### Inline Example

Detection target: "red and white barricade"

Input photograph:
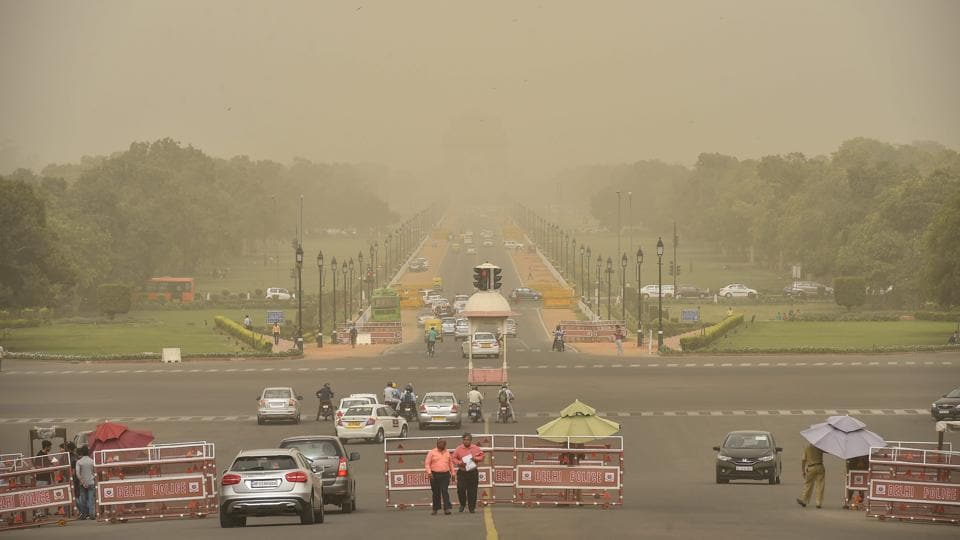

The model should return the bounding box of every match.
[0,452,77,531]
[866,445,960,525]
[95,441,218,523]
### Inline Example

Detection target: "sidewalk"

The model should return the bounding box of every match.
[569,327,703,357]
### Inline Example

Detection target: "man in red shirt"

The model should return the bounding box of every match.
[452,433,485,513]
[424,438,455,515]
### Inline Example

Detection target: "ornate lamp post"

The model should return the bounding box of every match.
[620,252,628,322]
[317,251,324,348]
[657,237,665,351]
[385,234,391,278]
[357,251,364,309]
[348,258,355,320]
[585,246,592,306]
[572,238,577,285]
[373,241,379,288]
[595,255,602,318]
[369,243,375,290]
[605,256,613,320]
[295,245,304,343]
[636,247,644,347]
[330,256,338,343]
[341,260,348,322]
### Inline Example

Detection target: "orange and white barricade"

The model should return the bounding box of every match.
[0,452,77,531]
[866,445,960,525]
[94,441,217,523]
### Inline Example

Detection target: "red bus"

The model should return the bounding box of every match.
[144,277,195,303]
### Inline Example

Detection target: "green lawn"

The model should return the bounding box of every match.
[1,310,255,355]
[709,321,958,350]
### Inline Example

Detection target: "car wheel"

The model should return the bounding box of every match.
[220,512,237,528]
[768,473,777,485]
[295,414,301,424]
[400,425,408,438]
[257,416,264,425]
[374,428,385,444]
[340,498,353,514]
[725,293,733,298]
[300,497,316,524]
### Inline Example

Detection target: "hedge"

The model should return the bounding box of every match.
[3,350,301,361]
[915,311,960,322]
[0,318,46,329]
[214,315,274,352]
[679,314,744,351]
[693,344,960,355]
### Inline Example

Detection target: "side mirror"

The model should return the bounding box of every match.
[311,463,323,473]
[775,447,783,452]
[297,395,304,401]
[712,446,720,452]
[255,396,260,401]
[349,452,360,462]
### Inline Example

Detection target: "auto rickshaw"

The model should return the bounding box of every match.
[432,276,443,291]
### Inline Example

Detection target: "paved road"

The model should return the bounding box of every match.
[2,222,959,539]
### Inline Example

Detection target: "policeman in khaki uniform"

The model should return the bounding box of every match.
[797,443,825,508]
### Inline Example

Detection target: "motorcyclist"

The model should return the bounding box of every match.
[553,325,565,352]
[401,383,417,404]
[467,386,484,421]
[426,327,439,356]
[315,383,334,421]
[497,383,515,422]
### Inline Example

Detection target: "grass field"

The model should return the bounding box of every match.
[709,321,958,350]
[1,310,254,355]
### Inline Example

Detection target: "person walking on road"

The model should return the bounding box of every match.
[75,446,96,520]
[797,442,825,508]
[272,322,281,345]
[349,324,358,348]
[453,433,485,513]
[614,325,625,355]
[243,314,252,330]
[425,438,455,515]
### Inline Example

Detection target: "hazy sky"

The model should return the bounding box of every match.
[1,0,958,177]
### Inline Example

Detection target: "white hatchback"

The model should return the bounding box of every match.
[461,331,501,358]
[336,404,408,444]
[265,287,295,300]
[718,284,758,298]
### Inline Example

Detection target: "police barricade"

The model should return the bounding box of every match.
[0,452,76,531]
[541,287,576,310]
[865,445,960,525]
[384,435,623,509]
[559,321,623,343]
[336,322,402,344]
[94,442,217,523]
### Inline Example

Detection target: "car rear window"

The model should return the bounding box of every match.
[232,455,298,471]
[280,440,343,459]
[474,333,494,340]
[424,395,454,405]
[345,406,373,416]
[263,389,291,399]
[341,399,369,409]
[724,434,771,449]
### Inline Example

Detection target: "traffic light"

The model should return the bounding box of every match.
[493,267,503,290]
[668,261,675,277]
[473,267,490,290]
[675,263,682,277]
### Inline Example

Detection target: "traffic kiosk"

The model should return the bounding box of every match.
[460,266,513,388]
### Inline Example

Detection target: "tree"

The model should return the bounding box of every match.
[833,277,867,310]
[96,283,132,319]
[922,190,960,308]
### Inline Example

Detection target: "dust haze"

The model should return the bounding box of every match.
[1,0,959,187]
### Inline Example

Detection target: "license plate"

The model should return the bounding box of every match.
[735,466,752,472]
[251,480,280,488]
[347,421,362,428]
[432,416,446,421]
[481,344,491,348]
[270,402,284,408]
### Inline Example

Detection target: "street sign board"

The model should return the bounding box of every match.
[869,479,960,505]
[681,309,699,322]
[266,311,284,324]
[98,475,206,505]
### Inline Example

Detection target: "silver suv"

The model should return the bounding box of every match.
[220,448,324,527]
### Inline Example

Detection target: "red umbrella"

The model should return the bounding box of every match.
[90,422,127,443]
[88,422,154,452]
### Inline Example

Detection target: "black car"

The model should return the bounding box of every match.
[675,284,708,299]
[931,387,960,420]
[509,287,542,301]
[279,436,360,513]
[713,430,782,484]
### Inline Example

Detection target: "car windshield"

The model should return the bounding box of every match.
[341,399,368,409]
[424,395,454,405]
[263,389,291,399]
[345,406,373,416]
[724,434,771,449]
[474,333,495,341]
[947,388,960,398]
[232,455,298,471]
[280,440,342,459]
[442,318,455,324]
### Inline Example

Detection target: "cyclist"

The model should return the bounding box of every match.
[426,326,439,356]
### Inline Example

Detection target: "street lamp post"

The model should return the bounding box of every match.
[616,190,622,300]
[636,247,644,347]
[348,258,355,320]
[317,251,324,348]
[578,244,584,299]
[605,257,613,321]
[572,238,577,285]
[657,237,665,351]
[330,256,338,343]
[341,260,348,322]
[295,245,304,344]
[595,255,601,317]
[357,251,364,309]
[620,253,627,322]
[374,242,379,288]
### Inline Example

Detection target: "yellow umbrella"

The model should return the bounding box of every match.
[536,400,621,443]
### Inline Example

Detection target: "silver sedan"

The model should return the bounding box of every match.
[417,392,462,429]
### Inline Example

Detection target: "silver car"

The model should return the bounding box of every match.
[505,318,518,337]
[454,318,470,341]
[417,392,462,429]
[257,387,303,424]
[219,448,324,527]
[279,436,360,513]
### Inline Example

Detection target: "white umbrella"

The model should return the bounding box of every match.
[800,415,885,459]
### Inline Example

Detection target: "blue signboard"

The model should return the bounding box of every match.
[266,311,285,324]
[681,309,700,322]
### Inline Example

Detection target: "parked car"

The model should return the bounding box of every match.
[461,332,500,358]
[219,448,324,527]
[713,430,782,484]
[675,284,708,299]
[639,284,674,299]
[257,387,303,425]
[278,436,360,513]
[783,281,834,297]
[335,403,408,444]
[334,395,378,422]
[466,247,477,255]
[509,287,542,301]
[454,318,470,341]
[417,392,462,429]
[504,240,523,250]
[265,287,295,301]
[718,284,758,298]
[441,317,457,335]
[931,386,960,421]
[504,318,518,337]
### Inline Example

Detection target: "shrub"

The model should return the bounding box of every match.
[0,318,43,329]
[834,277,866,310]
[97,283,132,319]
[915,311,960,322]
[213,315,273,352]
[679,314,744,351]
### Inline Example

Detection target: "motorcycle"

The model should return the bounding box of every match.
[316,399,333,421]
[468,402,482,423]
[398,400,417,422]
[497,402,513,424]
[552,336,565,352]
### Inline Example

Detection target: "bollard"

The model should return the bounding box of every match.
[296,337,304,352]
[316,332,323,348]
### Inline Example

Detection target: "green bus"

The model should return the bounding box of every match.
[370,288,401,322]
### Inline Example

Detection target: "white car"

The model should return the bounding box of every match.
[265,287,295,300]
[336,403,408,444]
[454,318,470,341]
[335,395,378,422]
[481,239,493,247]
[718,284,758,298]
[639,284,674,299]
[461,332,500,359]
[503,240,522,249]
[257,387,304,425]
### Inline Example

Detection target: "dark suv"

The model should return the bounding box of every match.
[675,284,708,299]
[713,430,782,484]
[279,436,360,513]
[931,387,960,421]
[509,287,542,301]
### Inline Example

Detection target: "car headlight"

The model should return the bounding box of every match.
[932,403,939,408]
[716,454,732,461]
[758,455,776,462]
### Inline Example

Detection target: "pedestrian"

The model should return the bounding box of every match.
[35,440,53,486]
[243,314,252,330]
[948,331,959,345]
[75,445,96,520]
[775,312,782,321]
[614,325,624,356]
[797,442,825,509]
[452,433,484,513]
[424,438,455,515]
[64,442,81,513]
[272,322,281,345]
[349,324,358,348]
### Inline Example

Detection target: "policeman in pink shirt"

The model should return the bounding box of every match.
[424,438,455,515]
[452,433,485,513]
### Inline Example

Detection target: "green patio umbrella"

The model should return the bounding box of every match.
[536,400,621,443]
